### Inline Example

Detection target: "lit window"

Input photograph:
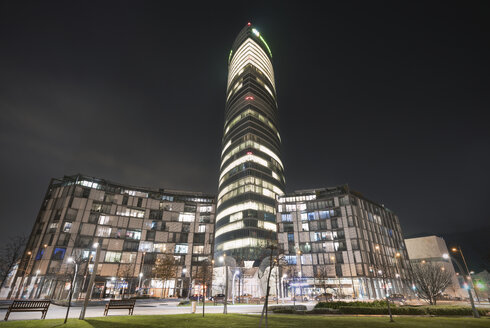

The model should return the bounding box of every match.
[198,224,206,233]
[192,245,204,254]
[285,255,297,265]
[154,243,166,253]
[63,222,72,232]
[98,215,112,225]
[281,214,292,222]
[199,206,212,213]
[105,251,122,263]
[179,213,195,222]
[126,230,141,240]
[96,226,111,237]
[175,244,188,254]
[139,241,154,252]
[302,223,309,231]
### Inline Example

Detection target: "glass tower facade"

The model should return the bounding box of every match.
[215,23,285,261]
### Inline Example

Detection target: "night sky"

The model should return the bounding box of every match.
[1,2,489,265]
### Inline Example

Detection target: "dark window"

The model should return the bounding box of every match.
[52,248,66,260]
[122,195,128,205]
[137,198,143,207]
[193,233,205,244]
[150,210,163,220]
[76,236,93,248]
[123,240,139,251]
[88,213,99,223]
[146,231,155,241]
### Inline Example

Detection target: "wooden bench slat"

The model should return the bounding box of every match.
[4,300,50,321]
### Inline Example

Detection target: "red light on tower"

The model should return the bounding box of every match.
[247,22,251,26]
[245,96,254,100]
[247,151,253,155]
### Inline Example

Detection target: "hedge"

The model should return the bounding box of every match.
[269,305,307,313]
[315,300,388,309]
[337,306,488,316]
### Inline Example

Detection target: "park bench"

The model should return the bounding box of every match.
[103,299,136,316]
[4,300,51,321]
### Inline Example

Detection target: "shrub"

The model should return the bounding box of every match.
[425,306,488,316]
[309,308,340,314]
[269,305,307,313]
[315,300,388,309]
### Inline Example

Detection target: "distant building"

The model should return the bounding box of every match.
[405,235,466,298]
[276,186,412,300]
[8,174,215,300]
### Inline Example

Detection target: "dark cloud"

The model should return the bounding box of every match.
[0,1,489,247]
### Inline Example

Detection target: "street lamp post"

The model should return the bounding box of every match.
[79,241,101,320]
[15,250,32,299]
[181,267,187,298]
[297,250,303,300]
[281,274,287,304]
[443,253,479,318]
[65,257,79,324]
[138,272,143,295]
[451,247,480,302]
[28,269,41,299]
[219,255,228,314]
[375,244,394,322]
[232,270,239,304]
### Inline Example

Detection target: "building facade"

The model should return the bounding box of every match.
[216,23,286,261]
[9,174,215,300]
[276,186,412,300]
[405,235,466,299]
[5,24,416,302]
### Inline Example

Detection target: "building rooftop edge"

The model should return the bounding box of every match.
[54,173,216,199]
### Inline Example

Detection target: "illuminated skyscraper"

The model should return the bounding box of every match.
[215,23,285,261]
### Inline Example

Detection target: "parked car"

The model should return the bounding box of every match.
[213,294,226,304]
[190,294,203,301]
[388,293,406,304]
[315,293,333,302]
[292,296,309,301]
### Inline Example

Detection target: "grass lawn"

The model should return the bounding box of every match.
[0,314,488,328]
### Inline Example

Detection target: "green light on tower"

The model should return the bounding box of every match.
[228,50,233,63]
[250,28,273,58]
[259,35,272,58]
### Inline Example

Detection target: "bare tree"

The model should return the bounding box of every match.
[412,262,452,305]
[258,243,286,328]
[315,265,330,294]
[193,259,213,317]
[0,236,27,290]
[117,263,135,298]
[152,254,176,298]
